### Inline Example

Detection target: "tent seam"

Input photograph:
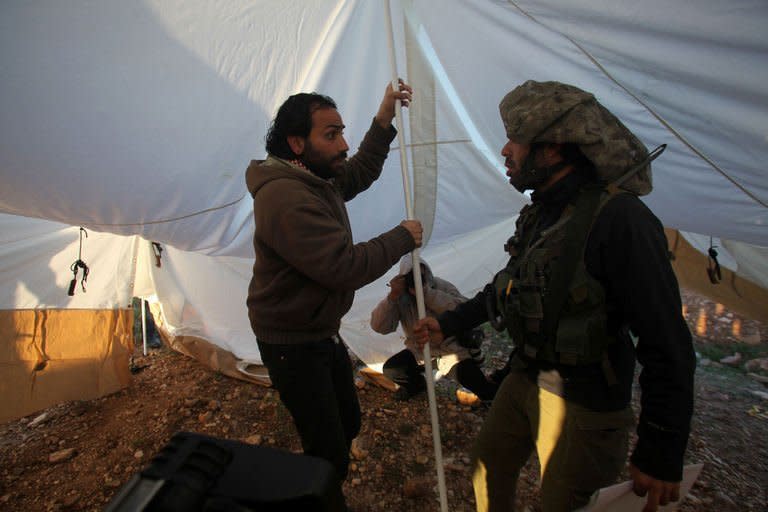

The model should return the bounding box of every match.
[84,194,246,227]
[391,138,471,151]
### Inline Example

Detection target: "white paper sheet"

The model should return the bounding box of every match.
[577,463,704,512]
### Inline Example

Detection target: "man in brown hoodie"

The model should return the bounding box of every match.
[245,80,422,492]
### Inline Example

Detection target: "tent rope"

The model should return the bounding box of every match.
[83,194,246,227]
[506,1,767,210]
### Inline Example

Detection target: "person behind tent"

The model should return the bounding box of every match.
[245,80,423,495]
[370,256,499,403]
[413,81,695,512]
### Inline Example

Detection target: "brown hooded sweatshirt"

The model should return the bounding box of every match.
[246,120,415,344]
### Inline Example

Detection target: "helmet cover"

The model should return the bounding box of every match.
[499,80,652,195]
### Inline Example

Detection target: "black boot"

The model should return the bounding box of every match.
[455,359,498,402]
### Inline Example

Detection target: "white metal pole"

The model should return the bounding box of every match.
[141,298,148,356]
[383,2,448,510]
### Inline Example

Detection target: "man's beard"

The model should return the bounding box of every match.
[507,150,558,193]
[301,145,348,180]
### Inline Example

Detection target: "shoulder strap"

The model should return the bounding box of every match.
[542,185,605,337]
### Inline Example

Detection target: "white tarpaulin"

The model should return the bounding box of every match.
[1,1,766,401]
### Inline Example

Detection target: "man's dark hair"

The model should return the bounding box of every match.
[265,93,337,159]
[403,263,427,290]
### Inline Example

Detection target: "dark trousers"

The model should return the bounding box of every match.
[383,349,426,394]
[383,349,499,401]
[455,359,499,401]
[257,337,361,482]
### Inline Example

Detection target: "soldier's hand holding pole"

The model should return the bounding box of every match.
[413,317,445,349]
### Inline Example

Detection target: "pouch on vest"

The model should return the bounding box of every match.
[491,267,515,332]
[517,256,545,335]
[554,271,611,364]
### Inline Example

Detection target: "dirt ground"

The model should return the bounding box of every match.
[1,290,766,511]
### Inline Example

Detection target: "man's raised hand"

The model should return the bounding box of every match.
[375,79,413,128]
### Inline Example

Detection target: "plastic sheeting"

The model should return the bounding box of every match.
[1,1,767,411]
[2,0,765,245]
[0,215,139,310]
[669,230,768,324]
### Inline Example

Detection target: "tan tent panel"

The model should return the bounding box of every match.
[667,229,768,324]
[167,334,269,387]
[169,336,395,392]
[143,300,267,388]
[0,309,133,423]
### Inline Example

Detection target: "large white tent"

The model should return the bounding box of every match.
[1,0,766,421]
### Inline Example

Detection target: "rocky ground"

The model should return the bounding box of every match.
[1,289,766,511]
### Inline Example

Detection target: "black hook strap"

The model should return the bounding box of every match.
[707,237,721,285]
[151,242,163,268]
[68,228,90,296]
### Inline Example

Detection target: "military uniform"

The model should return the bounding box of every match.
[435,82,695,511]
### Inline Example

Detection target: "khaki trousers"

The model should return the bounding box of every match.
[471,371,633,511]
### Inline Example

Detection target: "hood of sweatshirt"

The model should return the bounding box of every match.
[245,156,330,198]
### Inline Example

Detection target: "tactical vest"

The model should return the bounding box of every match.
[491,185,623,366]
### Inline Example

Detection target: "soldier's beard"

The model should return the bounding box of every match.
[508,151,552,193]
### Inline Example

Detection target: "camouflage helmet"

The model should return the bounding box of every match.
[499,80,652,195]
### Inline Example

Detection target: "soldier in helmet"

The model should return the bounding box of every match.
[413,81,694,511]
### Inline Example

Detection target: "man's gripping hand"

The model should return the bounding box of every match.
[400,220,423,247]
[630,464,681,512]
[412,317,444,349]
[375,79,413,128]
